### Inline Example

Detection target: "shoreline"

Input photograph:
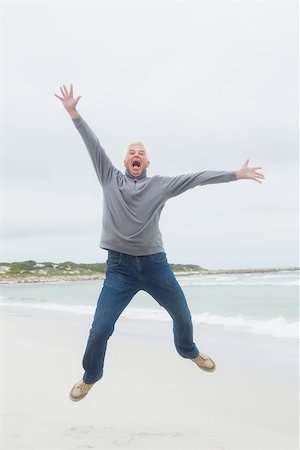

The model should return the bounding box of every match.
[0,266,299,285]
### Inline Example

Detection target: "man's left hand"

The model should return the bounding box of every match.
[236,159,265,183]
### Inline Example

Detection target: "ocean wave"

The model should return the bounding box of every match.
[122,309,298,339]
[0,299,95,315]
[176,272,300,287]
[178,279,299,287]
[0,300,298,340]
[192,312,299,339]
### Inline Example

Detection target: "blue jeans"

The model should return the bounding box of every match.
[82,250,199,384]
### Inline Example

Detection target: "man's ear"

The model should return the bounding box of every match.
[146,160,150,168]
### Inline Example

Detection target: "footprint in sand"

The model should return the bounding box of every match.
[63,426,95,439]
[113,431,182,446]
[133,431,182,438]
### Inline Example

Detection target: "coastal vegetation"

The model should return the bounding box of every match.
[0,260,203,283]
[0,260,298,284]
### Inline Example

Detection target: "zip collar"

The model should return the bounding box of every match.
[125,169,147,181]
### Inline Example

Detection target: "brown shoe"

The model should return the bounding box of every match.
[69,379,94,402]
[192,353,216,372]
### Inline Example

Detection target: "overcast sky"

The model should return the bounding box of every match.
[0,1,298,269]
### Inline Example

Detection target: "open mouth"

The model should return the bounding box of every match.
[132,160,141,168]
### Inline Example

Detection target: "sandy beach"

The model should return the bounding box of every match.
[0,306,298,450]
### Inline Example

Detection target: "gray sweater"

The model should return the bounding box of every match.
[73,116,237,256]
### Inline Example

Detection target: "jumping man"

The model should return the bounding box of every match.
[55,84,265,402]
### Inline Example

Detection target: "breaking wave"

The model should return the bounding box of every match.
[0,299,298,340]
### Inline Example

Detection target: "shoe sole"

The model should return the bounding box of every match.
[197,364,216,372]
[69,392,88,402]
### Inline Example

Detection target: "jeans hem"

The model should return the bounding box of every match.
[177,349,199,359]
[83,374,103,385]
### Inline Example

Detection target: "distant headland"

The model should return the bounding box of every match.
[0,260,298,284]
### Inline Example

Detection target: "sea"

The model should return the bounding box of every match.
[0,271,299,340]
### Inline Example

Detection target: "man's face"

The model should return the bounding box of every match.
[124,143,150,178]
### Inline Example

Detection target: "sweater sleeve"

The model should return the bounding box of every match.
[72,116,117,185]
[160,170,237,199]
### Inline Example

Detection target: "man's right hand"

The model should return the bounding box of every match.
[55,84,81,119]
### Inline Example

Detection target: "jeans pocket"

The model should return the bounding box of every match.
[106,250,122,267]
[149,252,167,263]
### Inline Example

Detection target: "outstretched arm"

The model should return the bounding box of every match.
[235,159,265,184]
[55,83,81,119]
[160,160,264,200]
[55,83,118,185]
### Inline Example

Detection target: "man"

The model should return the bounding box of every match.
[55,84,264,402]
